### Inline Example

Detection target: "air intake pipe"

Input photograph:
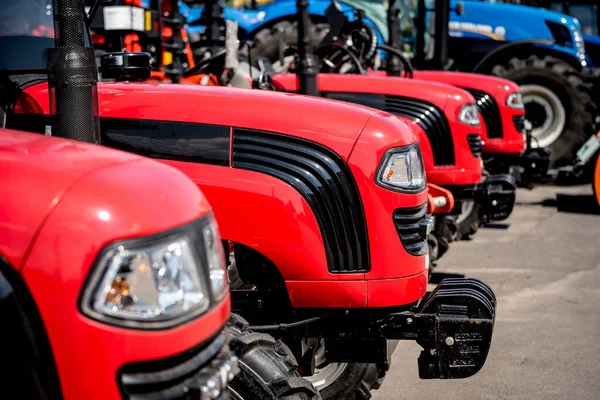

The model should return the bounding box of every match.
[47,0,100,144]
[295,0,320,96]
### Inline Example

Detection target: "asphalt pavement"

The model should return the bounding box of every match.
[373,184,600,400]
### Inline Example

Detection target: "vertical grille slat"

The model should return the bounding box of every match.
[463,88,503,139]
[512,115,526,133]
[322,92,455,166]
[393,204,430,256]
[467,134,483,158]
[232,129,370,273]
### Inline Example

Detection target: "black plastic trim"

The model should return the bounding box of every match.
[512,115,526,133]
[231,128,370,273]
[467,134,484,158]
[100,118,230,166]
[79,214,224,331]
[6,115,232,168]
[392,204,429,256]
[463,88,503,139]
[321,91,455,166]
[118,331,231,399]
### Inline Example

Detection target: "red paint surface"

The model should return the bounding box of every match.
[0,128,228,399]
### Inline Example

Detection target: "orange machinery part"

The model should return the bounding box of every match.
[426,183,455,215]
[594,151,600,206]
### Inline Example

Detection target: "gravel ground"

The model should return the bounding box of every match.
[373,184,600,400]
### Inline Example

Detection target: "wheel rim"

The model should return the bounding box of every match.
[520,84,566,148]
[305,340,349,391]
[456,200,475,225]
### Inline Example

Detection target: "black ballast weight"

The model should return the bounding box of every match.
[278,278,497,380]
[479,173,517,222]
[376,278,496,379]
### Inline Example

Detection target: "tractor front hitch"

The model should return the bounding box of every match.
[282,278,497,380]
[374,277,496,379]
[477,173,517,222]
[485,148,552,189]
[450,174,516,222]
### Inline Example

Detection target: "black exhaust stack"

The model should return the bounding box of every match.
[47,0,100,144]
[385,0,402,77]
[295,0,320,96]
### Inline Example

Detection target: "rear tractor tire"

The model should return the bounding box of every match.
[227,314,321,400]
[491,55,596,167]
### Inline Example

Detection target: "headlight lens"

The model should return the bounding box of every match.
[376,144,426,192]
[506,92,524,109]
[202,216,228,301]
[458,104,480,126]
[81,216,226,329]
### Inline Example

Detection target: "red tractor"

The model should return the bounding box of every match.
[6,1,498,398]
[0,1,325,398]
[17,73,497,400]
[87,0,515,249]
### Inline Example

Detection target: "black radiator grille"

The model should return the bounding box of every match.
[467,134,484,158]
[463,88,503,139]
[512,115,526,133]
[232,128,370,273]
[119,333,234,399]
[322,92,455,166]
[392,204,429,256]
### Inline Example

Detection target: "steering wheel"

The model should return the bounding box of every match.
[313,15,379,75]
[375,44,415,78]
[183,48,227,77]
[316,42,366,74]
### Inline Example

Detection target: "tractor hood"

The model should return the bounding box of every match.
[410,70,520,101]
[24,81,407,161]
[0,128,137,269]
[271,73,475,112]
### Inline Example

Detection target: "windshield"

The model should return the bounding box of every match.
[549,2,599,35]
[0,0,55,73]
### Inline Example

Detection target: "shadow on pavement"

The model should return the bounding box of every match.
[429,272,466,284]
[541,194,600,215]
[483,223,510,230]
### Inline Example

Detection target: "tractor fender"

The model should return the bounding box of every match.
[161,162,334,283]
[472,39,584,74]
[0,258,62,399]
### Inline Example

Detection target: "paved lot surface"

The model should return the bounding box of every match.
[373,184,600,400]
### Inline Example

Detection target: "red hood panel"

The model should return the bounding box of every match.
[272,73,475,109]
[411,71,520,98]
[24,82,384,161]
[0,129,140,269]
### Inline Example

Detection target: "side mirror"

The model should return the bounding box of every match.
[456,2,465,16]
[100,52,151,82]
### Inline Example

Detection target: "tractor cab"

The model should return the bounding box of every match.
[0,0,55,73]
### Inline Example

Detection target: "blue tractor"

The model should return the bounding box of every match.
[183,0,598,166]
[494,1,599,66]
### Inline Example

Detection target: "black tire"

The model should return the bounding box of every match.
[428,233,439,262]
[581,67,600,125]
[432,215,454,260]
[315,363,384,400]
[454,200,481,240]
[490,55,597,167]
[227,314,321,400]
[249,20,329,67]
